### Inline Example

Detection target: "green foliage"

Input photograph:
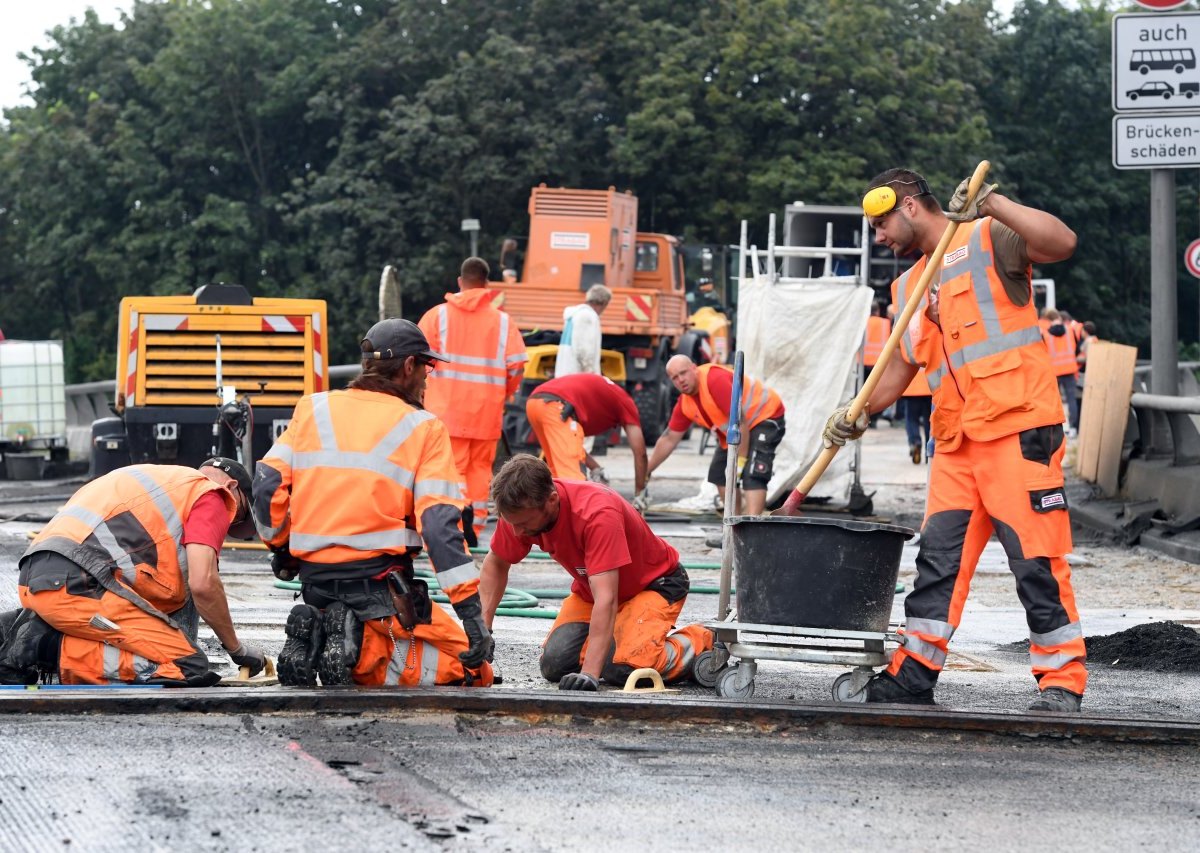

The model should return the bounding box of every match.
[0,0,1175,377]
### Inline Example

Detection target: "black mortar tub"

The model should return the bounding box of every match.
[727,515,916,632]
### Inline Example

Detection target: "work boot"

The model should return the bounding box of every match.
[0,610,61,685]
[864,671,936,706]
[278,604,324,687]
[1028,686,1082,713]
[909,444,922,465]
[318,602,362,687]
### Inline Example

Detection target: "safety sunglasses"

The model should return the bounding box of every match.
[862,179,932,219]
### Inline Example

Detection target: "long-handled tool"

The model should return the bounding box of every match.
[775,160,991,516]
[716,351,744,626]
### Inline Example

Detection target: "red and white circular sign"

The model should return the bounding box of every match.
[1134,1,1189,10]
[1186,238,1200,279]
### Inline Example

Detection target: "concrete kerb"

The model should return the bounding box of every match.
[2,687,1199,745]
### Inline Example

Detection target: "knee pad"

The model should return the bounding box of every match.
[539,622,589,682]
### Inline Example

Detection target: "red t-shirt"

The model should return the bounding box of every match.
[668,367,784,433]
[181,491,233,553]
[535,373,641,435]
[489,479,679,603]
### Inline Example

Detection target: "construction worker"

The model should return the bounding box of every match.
[255,319,493,688]
[820,167,1084,712]
[861,301,892,427]
[419,256,527,538]
[555,284,612,377]
[0,458,264,686]
[1041,308,1080,435]
[478,455,712,689]
[525,372,649,494]
[646,355,785,516]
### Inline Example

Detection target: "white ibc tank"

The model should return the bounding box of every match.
[0,340,67,444]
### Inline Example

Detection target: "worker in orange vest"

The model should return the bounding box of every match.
[419,257,527,539]
[255,319,494,688]
[646,355,785,516]
[1041,308,1080,435]
[862,302,892,426]
[821,167,1085,712]
[1,459,265,685]
[479,455,713,690]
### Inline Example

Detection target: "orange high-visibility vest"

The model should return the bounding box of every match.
[254,388,479,604]
[25,466,235,614]
[678,364,783,449]
[862,315,891,367]
[891,218,1063,452]
[1042,328,1079,378]
[419,288,527,440]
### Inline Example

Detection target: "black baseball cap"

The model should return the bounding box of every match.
[199,457,258,541]
[362,318,449,363]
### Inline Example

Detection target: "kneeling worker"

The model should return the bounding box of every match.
[0,458,265,685]
[479,455,712,690]
[525,372,648,495]
[255,318,493,687]
[646,355,785,515]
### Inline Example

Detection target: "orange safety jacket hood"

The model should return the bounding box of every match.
[23,466,236,625]
[419,288,527,440]
[891,218,1063,452]
[678,363,782,449]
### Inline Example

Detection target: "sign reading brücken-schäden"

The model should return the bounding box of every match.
[1113,113,1200,169]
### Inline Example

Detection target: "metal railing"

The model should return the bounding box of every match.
[1128,391,1200,467]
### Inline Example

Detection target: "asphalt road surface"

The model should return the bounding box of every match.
[3,709,1200,852]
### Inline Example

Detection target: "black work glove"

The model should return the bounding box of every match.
[226,642,266,677]
[453,596,494,669]
[558,671,599,691]
[270,549,299,582]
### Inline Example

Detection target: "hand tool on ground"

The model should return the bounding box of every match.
[226,656,278,686]
[620,667,678,694]
[773,160,991,517]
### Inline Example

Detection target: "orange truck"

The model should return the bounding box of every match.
[491,186,713,443]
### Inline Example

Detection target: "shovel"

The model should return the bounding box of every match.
[774,160,992,516]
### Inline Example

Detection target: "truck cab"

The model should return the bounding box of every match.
[490,186,702,443]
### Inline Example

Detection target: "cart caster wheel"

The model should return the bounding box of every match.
[691,650,723,689]
[715,665,755,700]
[832,672,868,703]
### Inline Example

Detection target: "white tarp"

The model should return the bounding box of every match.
[736,274,873,505]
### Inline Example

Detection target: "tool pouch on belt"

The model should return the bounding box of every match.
[645,564,690,605]
[532,392,575,421]
[386,570,433,632]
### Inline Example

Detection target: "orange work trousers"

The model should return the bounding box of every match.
[353,601,493,687]
[526,397,586,480]
[886,426,1087,695]
[451,436,499,537]
[19,584,215,685]
[540,590,713,685]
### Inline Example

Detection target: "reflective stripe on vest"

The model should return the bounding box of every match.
[438,305,512,371]
[891,219,1061,445]
[28,466,232,615]
[285,402,451,556]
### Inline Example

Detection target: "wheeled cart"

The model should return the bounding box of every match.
[694,620,899,701]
